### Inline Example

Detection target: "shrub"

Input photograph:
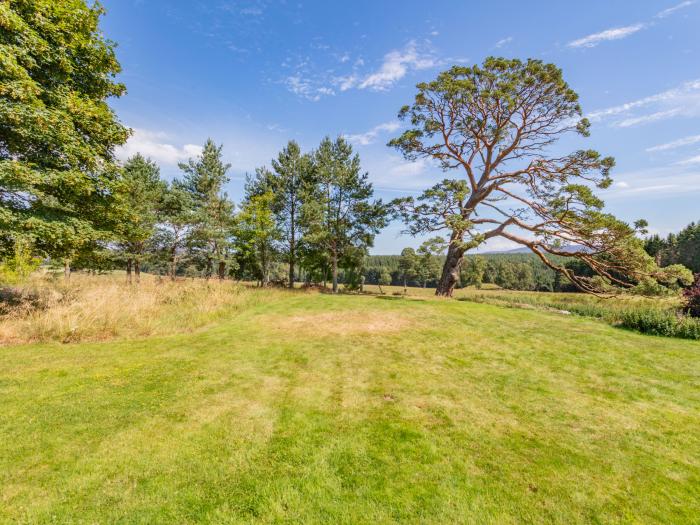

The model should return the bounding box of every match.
[0,239,41,285]
[618,307,700,340]
[682,274,700,318]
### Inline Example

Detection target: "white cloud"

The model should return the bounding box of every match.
[346,121,400,146]
[646,134,700,152]
[614,108,683,127]
[358,40,437,91]
[568,23,646,48]
[605,166,700,199]
[656,0,695,18]
[677,154,700,165]
[588,78,700,127]
[116,129,202,165]
[389,159,428,177]
[284,75,335,101]
[494,36,513,48]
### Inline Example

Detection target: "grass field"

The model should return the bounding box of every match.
[1,282,699,523]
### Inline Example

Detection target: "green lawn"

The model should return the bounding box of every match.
[1,291,699,524]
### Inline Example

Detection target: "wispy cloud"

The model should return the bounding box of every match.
[588,78,700,127]
[656,0,695,18]
[647,134,700,152]
[282,39,439,100]
[615,108,682,127]
[357,40,438,91]
[568,23,646,48]
[284,75,336,101]
[568,1,695,49]
[494,36,513,48]
[677,154,700,165]
[605,166,700,198]
[116,129,202,165]
[346,121,400,146]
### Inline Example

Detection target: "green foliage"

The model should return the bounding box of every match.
[179,139,235,278]
[377,267,391,293]
[113,154,167,273]
[398,247,418,288]
[303,136,388,292]
[0,238,41,284]
[0,0,129,258]
[387,57,668,296]
[645,221,700,273]
[234,191,281,285]
[618,308,700,340]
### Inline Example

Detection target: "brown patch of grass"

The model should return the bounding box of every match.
[267,310,413,336]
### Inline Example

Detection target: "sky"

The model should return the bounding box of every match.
[102,0,700,254]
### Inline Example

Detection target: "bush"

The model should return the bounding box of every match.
[618,307,700,340]
[682,274,700,318]
[0,239,41,285]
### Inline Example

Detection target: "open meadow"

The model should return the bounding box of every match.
[1,275,698,523]
[4,1,700,522]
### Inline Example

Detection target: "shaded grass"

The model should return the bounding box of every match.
[1,290,699,523]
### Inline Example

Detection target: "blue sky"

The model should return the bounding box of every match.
[103,0,700,253]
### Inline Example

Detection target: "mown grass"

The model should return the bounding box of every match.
[1,285,699,523]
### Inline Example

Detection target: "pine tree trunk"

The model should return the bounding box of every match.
[289,214,296,288]
[170,255,177,281]
[331,249,339,293]
[403,276,407,293]
[436,243,465,297]
[218,261,226,280]
[134,259,140,284]
[126,258,132,284]
[64,259,71,281]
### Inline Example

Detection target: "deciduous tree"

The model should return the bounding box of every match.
[0,0,130,268]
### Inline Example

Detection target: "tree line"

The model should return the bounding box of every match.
[644,222,700,274]
[366,252,597,293]
[75,137,387,290]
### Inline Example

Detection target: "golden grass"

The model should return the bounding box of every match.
[0,272,256,345]
[265,310,414,336]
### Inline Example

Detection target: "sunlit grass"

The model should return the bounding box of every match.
[1,285,698,523]
[0,272,271,345]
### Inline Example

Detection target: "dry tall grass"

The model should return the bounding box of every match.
[0,272,256,345]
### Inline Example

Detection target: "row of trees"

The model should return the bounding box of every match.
[76,137,387,291]
[367,252,586,292]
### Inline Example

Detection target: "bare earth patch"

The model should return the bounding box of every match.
[268,310,414,335]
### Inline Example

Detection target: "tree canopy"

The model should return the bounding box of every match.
[389,57,682,296]
[0,0,130,260]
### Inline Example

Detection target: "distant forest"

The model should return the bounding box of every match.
[363,220,700,292]
[364,253,573,292]
[644,221,700,275]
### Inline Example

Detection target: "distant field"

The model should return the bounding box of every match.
[1,281,699,523]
